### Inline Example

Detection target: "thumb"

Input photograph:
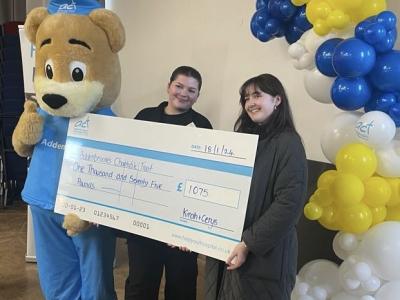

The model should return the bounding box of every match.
[226,252,235,265]
[24,100,38,113]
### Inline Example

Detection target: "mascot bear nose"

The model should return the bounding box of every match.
[42,94,68,109]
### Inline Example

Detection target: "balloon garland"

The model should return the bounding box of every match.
[250,1,400,299]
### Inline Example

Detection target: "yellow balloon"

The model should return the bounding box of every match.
[314,19,331,36]
[326,10,350,29]
[306,0,331,24]
[331,173,364,207]
[304,202,323,220]
[291,0,310,6]
[386,204,400,221]
[331,0,363,11]
[363,176,392,207]
[318,205,340,230]
[370,206,387,225]
[312,187,334,207]
[352,0,387,23]
[340,203,372,233]
[335,143,377,180]
[317,170,337,188]
[385,178,400,207]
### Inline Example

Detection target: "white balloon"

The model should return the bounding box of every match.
[289,43,306,58]
[338,258,373,296]
[296,282,310,295]
[333,232,350,260]
[361,296,376,300]
[331,292,360,300]
[298,260,341,297]
[357,222,400,281]
[310,286,328,300]
[292,59,304,70]
[303,27,353,58]
[361,276,381,292]
[299,53,314,70]
[339,233,359,252]
[345,276,361,290]
[298,295,314,300]
[304,68,335,104]
[375,281,400,300]
[304,30,332,57]
[333,232,359,260]
[354,262,372,281]
[320,112,361,163]
[355,111,396,148]
[375,139,400,177]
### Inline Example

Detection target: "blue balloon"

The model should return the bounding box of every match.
[256,0,269,10]
[332,38,376,78]
[377,11,397,30]
[285,24,303,44]
[279,0,297,20]
[250,14,262,38]
[331,77,371,110]
[364,23,387,44]
[257,29,273,42]
[365,92,397,113]
[268,0,282,18]
[389,103,400,127]
[355,19,373,40]
[369,50,400,92]
[375,28,397,53]
[254,8,269,28]
[364,99,377,112]
[292,5,312,32]
[268,0,295,21]
[276,24,286,38]
[376,93,398,112]
[316,38,343,77]
[265,18,282,35]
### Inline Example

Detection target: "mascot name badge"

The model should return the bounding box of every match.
[55,114,258,261]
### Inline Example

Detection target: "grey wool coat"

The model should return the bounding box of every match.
[205,130,308,300]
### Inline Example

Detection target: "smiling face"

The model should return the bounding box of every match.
[243,84,281,125]
[165,75,200,115]
[30,11,122,117]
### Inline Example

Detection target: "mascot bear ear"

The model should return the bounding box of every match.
[89,8,126,53]
[24,7,49,45]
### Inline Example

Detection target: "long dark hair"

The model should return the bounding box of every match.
[234,73,297,139]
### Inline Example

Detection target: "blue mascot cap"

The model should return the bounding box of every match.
[48,0,103,15]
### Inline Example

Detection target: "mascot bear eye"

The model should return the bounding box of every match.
[45,59,54,79]
[69,61,87,82]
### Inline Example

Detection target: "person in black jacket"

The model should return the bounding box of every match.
[205,73,308,300]
[125,66,212,300]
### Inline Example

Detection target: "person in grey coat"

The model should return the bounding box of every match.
[205,73,308,300]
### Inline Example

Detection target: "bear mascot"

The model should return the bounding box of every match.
[12,0,125,299]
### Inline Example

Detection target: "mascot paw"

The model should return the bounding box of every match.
[62,213,91,236]
[14,100,44,145]
[19,101,44,144]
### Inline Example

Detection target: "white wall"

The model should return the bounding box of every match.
[107,0,400,162]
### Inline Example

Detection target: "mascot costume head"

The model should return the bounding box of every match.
[12,1,125,298]
[13,0,125,154]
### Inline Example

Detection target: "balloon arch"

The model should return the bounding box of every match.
[250,1,400,299]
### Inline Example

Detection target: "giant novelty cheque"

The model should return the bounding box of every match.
[55,114,258,260]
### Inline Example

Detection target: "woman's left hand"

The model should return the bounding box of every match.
[226,241,249,270]
[167,243,191,252]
